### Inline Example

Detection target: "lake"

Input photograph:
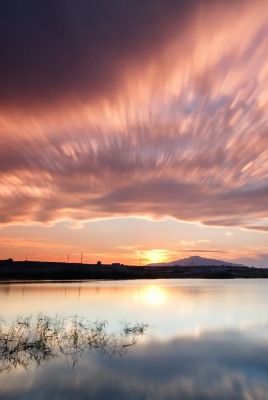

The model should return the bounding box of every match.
[0,279,268,399]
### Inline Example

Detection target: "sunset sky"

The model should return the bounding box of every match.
[0,0,268,266]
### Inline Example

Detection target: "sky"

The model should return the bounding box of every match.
[0,0,268,267]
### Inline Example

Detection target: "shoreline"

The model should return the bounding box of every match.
[0,260,268,281]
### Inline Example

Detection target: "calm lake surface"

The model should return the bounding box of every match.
[0,279,268,399]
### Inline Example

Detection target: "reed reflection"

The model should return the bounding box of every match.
[0,314,148,373]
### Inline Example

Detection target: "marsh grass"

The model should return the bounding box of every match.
[0,314,148,372]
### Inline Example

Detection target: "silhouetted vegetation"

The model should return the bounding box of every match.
[0,260,267,281]
[0,315,148,373]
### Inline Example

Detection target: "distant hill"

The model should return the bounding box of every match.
[147,255,246,267]
[1,259,267,280]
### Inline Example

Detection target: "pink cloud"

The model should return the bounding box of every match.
[0,0,268,235]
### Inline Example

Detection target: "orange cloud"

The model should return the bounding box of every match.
[0,0,268,235]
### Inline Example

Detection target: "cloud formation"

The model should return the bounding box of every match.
[0,0,213,108]
[1,0,268,232]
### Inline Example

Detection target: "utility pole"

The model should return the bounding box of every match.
[81,253,83,264]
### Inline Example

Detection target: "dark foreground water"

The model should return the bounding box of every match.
[0,279,268,399]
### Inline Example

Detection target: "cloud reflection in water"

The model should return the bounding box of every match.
[0,316,268,399]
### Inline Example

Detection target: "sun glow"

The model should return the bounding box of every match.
[140,286,166,306]
[142,249,169,265]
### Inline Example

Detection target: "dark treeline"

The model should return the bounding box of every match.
[0,260,268,281]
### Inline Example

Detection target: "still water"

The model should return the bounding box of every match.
[0,279,268,399]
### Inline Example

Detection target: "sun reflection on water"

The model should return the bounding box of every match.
[139,285,166,306]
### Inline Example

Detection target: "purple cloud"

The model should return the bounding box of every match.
[0,0,268,234]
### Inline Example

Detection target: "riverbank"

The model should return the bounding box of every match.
[0,260,268,281]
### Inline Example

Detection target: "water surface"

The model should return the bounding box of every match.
[1,279,268,399]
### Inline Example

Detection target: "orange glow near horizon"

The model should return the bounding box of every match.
[1,1,268,267]
[0,218,267,268]
[139,249,170,265]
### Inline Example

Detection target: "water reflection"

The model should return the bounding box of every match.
[138,285,167,306]
[0,315,148,373]
[1,325,268,399]
[2,280,267,338]
[1,280,268,399]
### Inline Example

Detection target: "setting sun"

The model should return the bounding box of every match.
[142,249,169,265]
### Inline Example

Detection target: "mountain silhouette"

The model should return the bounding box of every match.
[147,255,246,267]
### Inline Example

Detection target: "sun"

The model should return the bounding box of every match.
[142,249,169,265]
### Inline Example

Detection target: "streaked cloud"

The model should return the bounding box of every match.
[0,0,268,240]
[225,231,234,237]
[184,249,224,254]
